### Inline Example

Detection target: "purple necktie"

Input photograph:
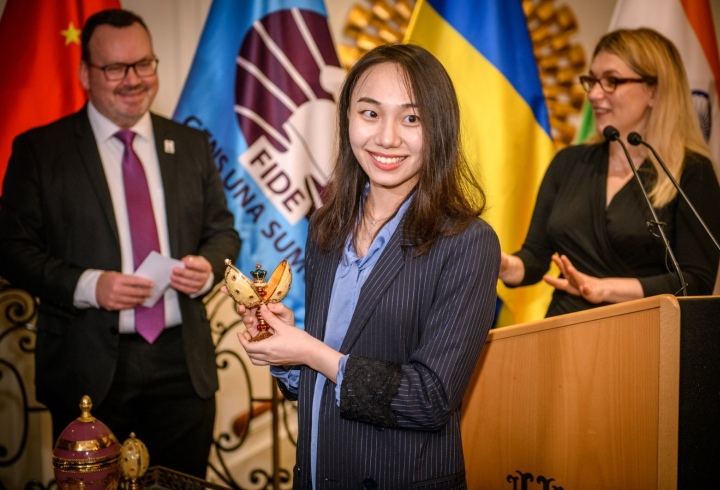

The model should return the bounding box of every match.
[115,129,165,344]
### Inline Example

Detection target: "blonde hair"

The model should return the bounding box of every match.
[588,28,711,207]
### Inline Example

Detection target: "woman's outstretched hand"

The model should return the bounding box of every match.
[543,254,605,304]
[543,254,644,306]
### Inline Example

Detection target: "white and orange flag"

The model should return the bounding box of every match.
[578,0,720,175]
[611,0,720,166]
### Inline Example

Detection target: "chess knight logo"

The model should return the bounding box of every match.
[235,8,345,225]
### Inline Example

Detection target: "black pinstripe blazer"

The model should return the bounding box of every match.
[291,217,500,489]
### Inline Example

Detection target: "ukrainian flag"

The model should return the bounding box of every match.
[405,0,556,325]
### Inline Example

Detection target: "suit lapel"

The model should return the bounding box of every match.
[152,114,181,257]
[74,109,120,249]
[340,228,408,352]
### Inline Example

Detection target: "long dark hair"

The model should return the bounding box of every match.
[312,43,486,256]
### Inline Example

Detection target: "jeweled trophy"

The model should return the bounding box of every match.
[52,396,121,490]
[120,432,149,490]
[224,259,292,341]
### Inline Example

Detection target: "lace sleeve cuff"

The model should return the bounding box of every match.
[339,355,402,427]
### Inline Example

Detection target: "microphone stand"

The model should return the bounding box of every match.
[604,126,687,296]
[628,131,720,252]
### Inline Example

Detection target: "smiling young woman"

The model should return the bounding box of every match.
[232,43,501,489]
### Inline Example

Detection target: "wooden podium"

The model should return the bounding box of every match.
[461,295,720,489]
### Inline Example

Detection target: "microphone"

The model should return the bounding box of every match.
[603,125,687,296]
[627,131,720,252]
[602,125,620,142]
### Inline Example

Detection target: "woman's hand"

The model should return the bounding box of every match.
[543,254,643,305]
[543,254,606,303]
[220,285,295,336]
[499,252,525,286]
[241,301,295,341]
[236,303,305,364]
[236,303,344,382]
[219,286,344,379]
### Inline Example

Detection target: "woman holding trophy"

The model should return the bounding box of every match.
[231,43,500,488]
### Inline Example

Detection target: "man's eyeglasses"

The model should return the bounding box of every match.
[579,75,653,94]
[87,58,159,81]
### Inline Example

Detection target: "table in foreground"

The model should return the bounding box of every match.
[120,466,231,490]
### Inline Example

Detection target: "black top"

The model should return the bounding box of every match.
[512,142,720,317]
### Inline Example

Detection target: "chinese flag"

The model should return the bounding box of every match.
[0,0,120,195]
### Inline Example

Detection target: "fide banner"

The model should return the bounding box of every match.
[174,0,345,329]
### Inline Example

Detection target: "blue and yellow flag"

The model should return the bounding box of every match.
[173,0,344,329]
[405,0,556,325]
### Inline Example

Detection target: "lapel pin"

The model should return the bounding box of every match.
[164,139,175,154]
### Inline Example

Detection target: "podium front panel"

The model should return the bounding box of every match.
[461,295,682,490]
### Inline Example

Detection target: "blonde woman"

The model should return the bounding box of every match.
[500,28,720,316]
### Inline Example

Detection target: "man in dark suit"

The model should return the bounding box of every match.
[0,9,240,477]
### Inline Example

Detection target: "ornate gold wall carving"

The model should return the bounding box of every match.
[523,0,586,146]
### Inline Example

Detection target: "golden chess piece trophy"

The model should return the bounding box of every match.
[224,259,292,341]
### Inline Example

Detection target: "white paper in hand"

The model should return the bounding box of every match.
[134,251,184,307]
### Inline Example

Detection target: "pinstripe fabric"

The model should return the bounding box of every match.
[293,218,500,489]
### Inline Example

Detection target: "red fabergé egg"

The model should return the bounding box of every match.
[52,395,121,490]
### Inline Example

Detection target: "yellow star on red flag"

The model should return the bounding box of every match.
[0,0,121,194]
[61,21,81,46]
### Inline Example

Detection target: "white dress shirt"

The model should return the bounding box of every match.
[73,102,182,332]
